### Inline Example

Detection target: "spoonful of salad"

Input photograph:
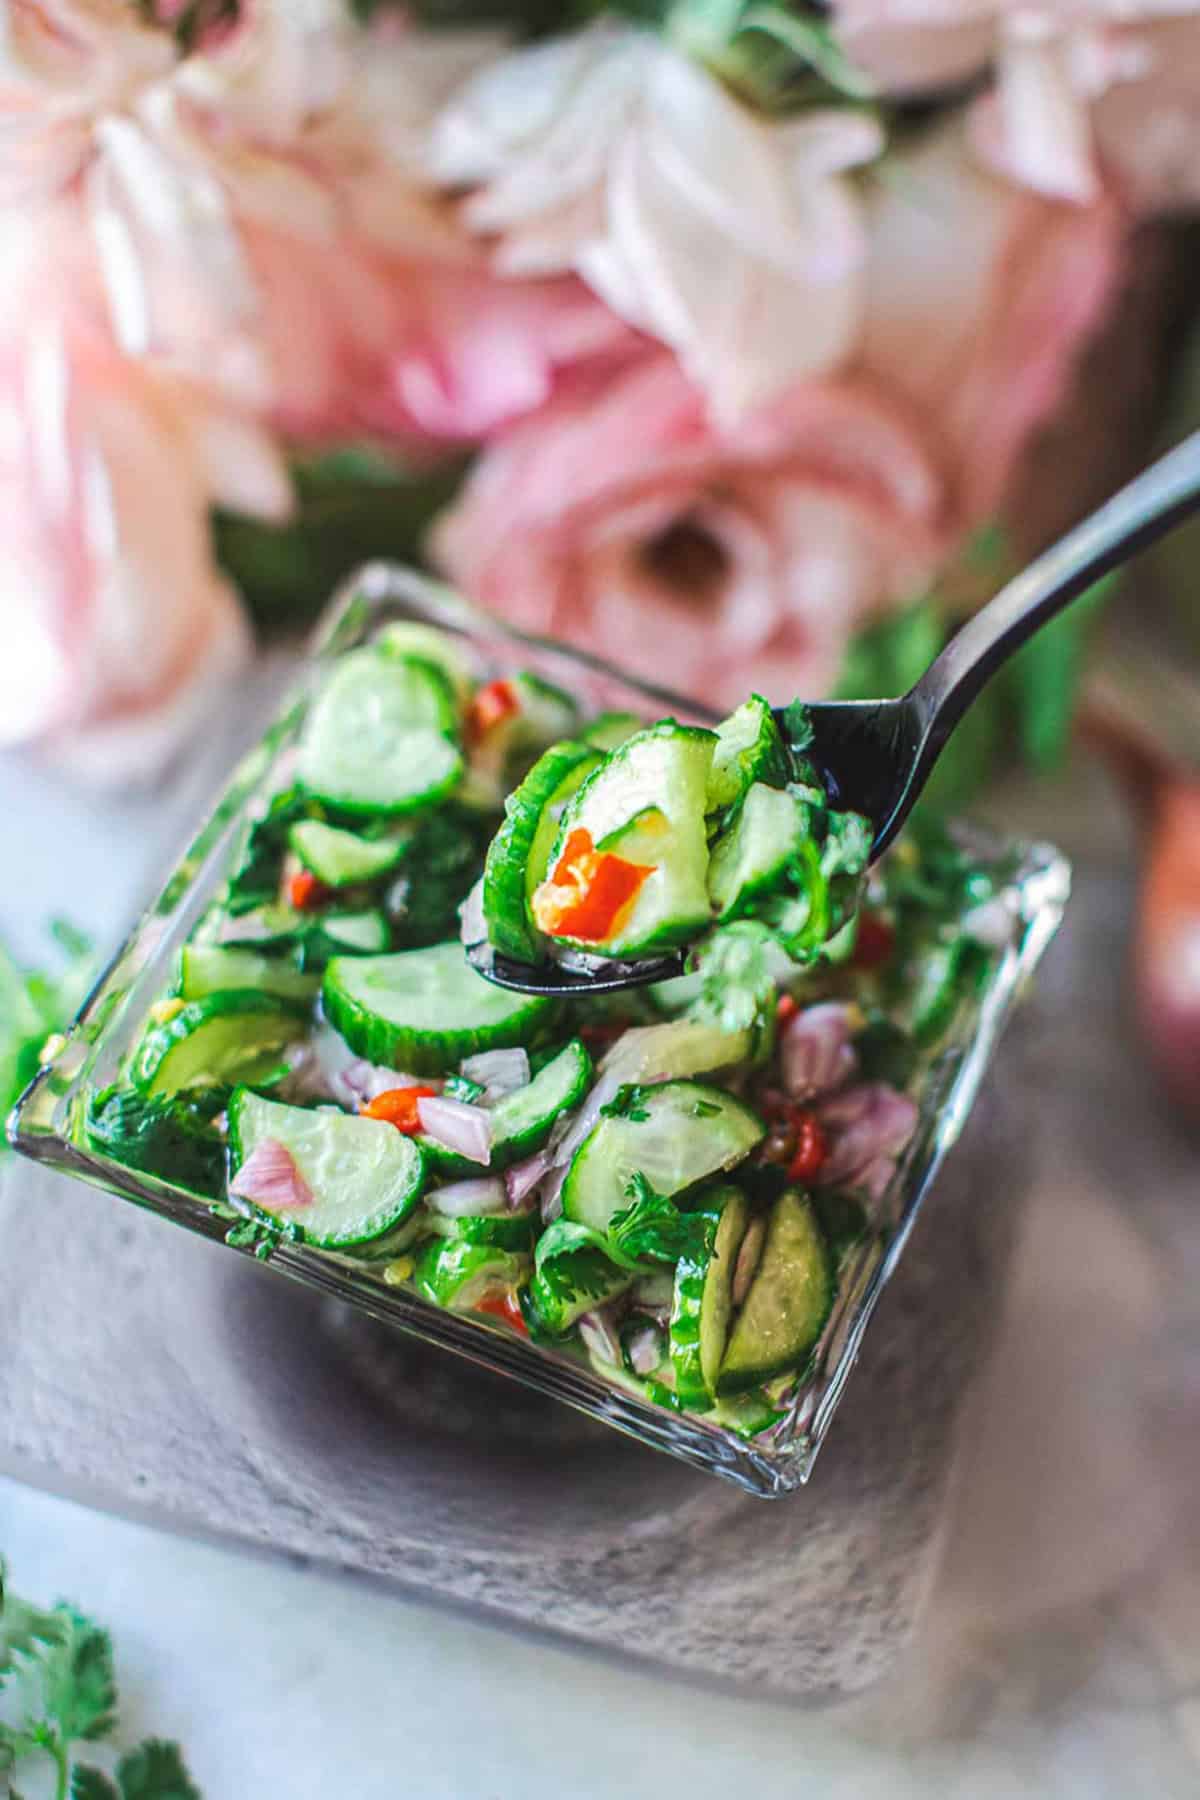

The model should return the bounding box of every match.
[465,427,1200,998]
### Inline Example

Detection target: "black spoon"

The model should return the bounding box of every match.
[467,427,1200,998]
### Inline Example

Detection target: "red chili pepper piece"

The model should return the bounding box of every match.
[360,1085,439,1135]
[852,911,896,971]
[531,826,653,942]
[466,678,519,745]
[786,1110,829,1184]
[288,868,331,912]
[776,994,799,1027]
[475,1290,529,1335]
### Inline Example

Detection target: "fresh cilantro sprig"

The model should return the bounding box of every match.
[0,1557,199,1800]
[608,1174,714,1265]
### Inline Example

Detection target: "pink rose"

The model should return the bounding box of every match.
[0,210,288,782]
[833,0,1200,212]
[433,125,1123,707]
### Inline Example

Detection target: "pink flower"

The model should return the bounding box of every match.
[0,209,288,782]
[433,124,1122,707]
[832,0,1200,212]
[427,20,884,420]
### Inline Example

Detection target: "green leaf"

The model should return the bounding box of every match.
[73,1766,122,1800]
[0,1559,67,1687]
[42,1610,117,1743]
[609,1174,712,1265]
[776,699,813,753]
[117,1739,202,1800]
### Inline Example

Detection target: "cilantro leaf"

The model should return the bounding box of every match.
[776,699,814,755]
[42,1610,117,1743]
[528,1219,631,1331]
[692,921,788,1045]
[116,1739,202,1800]
[0,1557,66,1687]
[608,1175,713,1265]
[72,1768,121,1800]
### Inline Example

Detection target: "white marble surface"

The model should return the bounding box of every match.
[5,678,1200,1797]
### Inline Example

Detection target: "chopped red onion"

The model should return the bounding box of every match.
[417,1095,493,1165]
[461,1047,530,1099]
[781,1003,859,1101]
[505,1147,552,1208]
[428,1176,508,1217]
[312,1024,425,1109]
[625,1323,664,1377]
[816,1082,918,1187]
[577,1309,622,1367]
[962,897,1017,948]
[459,879,486,948]
[229,1139,313,1211]
[539,1162,567,1223]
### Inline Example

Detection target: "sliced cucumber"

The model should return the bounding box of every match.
[601,1016,756,1087]
[460,672,580,810]
[412,1237,528,1313]
[481,740,602,961]
[707,696,790,813]
[420,1038,592,1175]
[543,723,716,956]
[299,648,463,816]
[177,945,318,1006]
[587,711,643,752]
[227,1087,426,1249]
[707,782,798,919]
[289,819,409,888]
[429,1210,538,1252]
[717,1189,833,1395]
[561,1080,763,1236]
[377,620,476,704]
[322,941,556,1077]
[596,805,670,861]
[130,993,301,1096]
[319,909,392,954]
[670,1184,750,1406]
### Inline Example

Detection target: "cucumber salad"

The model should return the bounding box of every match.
[87,623,1011,1440]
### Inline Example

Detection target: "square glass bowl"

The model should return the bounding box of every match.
[7,565,1070,1498]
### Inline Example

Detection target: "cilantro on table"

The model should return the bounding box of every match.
[0,1557,199,1800]
[0,923,94,1135]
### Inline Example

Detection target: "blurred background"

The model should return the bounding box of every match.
[2,2,1200,1794]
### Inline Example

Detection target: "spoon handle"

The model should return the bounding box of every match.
[910,428,1200,754]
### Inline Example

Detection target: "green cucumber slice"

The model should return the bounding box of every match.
[322,941,556,1077]
[420,1038,592,1175]
[717,1190,833,1395]
[601,1016,756,1087]
[544,723,717,956]
[227,1087,426,1249]
[130,993,301,1096]
[561,1080,763,1236]
[482,740,602,961]
[706,696,790,813]
[319,910,392,954]
[299,648,463,816]
[707,782,799,919]
[670,1184,750,1405]
[288,819,409,888]
[177,945,318,1006]
[460,672,580,810]
[586,711,643,752]
[412,1238,528,1312]
[377,620,475,704]
[429,1210,538,1252]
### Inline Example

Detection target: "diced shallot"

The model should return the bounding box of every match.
[815,1082,918,1188]
[229,1139,313,1210]
[312,1024,424,1108]
[625,1323,664,1377]
[459,880,486,948]
[781,1003,859,1101]
[538,1161,567,1223]
[427,1176,508,1217]
[505,1148,553,1209]
[416,1095,493,1165]
[461,1047,530,1099]
[577,1309,622,1367]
